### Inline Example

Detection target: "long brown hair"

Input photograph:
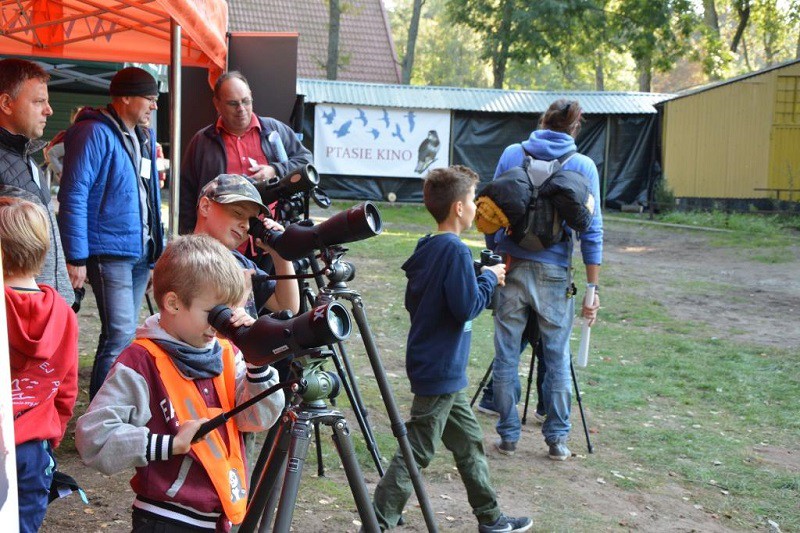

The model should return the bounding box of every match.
[540,99,583,138]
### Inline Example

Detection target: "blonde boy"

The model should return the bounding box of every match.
[76,234,284,532]
[0,197,79,533]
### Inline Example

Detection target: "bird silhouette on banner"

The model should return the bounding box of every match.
[415,130,440,173]
[334,120,352,138]
[392,123,406,143]
[322,108,336,125]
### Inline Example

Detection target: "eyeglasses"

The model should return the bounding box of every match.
[139,96,158,104]
[225,98,253,109]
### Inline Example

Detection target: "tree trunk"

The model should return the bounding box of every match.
[702,0,719,34]
[796,28,800,59]
[401,0,425,84]
[492,0,515,89]
[326,0,341,80]
[595,49,605,91]
[637,57,652,92]
[730,0,751,53]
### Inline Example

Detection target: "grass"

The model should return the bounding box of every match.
[72,202,797,530]
[306,202,800,530]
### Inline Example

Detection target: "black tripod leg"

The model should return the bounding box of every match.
[570,361,593,454]
[248,412,282,501]
[349,297,439,533]
[521,348,536,425]
[240,415,292,533]
[273,415,313,532]
[330,340,385,476]
[470,361,493,408]
[330,417,380,532]
[314,419,325,477]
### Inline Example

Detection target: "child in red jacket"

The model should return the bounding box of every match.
[0,197,79,533]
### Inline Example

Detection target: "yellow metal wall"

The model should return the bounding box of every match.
[662,62,800,199]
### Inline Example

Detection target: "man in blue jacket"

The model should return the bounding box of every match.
[480,99,602,461]
[58,67,164,399]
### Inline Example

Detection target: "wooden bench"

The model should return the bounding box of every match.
[753,188,800,201]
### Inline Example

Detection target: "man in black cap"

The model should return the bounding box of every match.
[58,66,164,399]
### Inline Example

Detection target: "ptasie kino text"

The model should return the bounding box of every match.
[325,146,413,161]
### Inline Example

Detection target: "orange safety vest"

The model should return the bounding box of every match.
[134,338,247,524]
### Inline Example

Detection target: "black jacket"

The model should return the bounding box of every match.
[179,116,313,234]
[0,127,74,305]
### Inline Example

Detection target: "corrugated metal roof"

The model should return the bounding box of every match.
[298,78,674,114]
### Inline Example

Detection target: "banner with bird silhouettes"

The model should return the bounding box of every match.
[313,104,451,178]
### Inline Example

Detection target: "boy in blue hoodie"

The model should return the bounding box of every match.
[371,166,532,533]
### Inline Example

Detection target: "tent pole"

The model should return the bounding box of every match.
[168,19,182,240]
[602,115,611,209]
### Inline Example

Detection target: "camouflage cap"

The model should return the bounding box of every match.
[199,174,268,214]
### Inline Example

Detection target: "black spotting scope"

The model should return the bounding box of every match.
[250,202,383,261]
[254,163,320,206]
[208,301,352,367]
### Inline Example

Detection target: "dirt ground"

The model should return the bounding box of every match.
[40,219,799,532]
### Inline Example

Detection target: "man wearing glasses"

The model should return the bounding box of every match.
[178,71,312,234]
[58,67,164,399]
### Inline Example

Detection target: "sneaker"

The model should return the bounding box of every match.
[479,514,533,533]
[494,439,516,456]
[532,411,546,424]
[476,404,500,417]
[548,442,571,461]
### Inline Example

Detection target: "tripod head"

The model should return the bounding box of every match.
[289,350,341,407]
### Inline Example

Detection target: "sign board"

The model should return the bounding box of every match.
[314,104,451,178]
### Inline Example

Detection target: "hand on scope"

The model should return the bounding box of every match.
[228,307,255,328]
[248,164,277,183]
[582,292,600,326]
[253,218,286,254]
[484,263,506,286]
[172,418,209,455]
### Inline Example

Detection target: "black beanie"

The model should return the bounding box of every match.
[109,67,158,97]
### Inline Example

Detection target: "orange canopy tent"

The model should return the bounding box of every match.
[0,0,229,235]
[0,0,227,76]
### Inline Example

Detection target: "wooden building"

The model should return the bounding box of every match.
[660,59,800,209]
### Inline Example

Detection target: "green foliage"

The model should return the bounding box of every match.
[653,178,676,212]
[387,0,800,93]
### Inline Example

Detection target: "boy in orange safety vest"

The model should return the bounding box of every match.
[76,234,285,532]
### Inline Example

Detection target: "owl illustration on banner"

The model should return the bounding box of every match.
[415,130,440,174]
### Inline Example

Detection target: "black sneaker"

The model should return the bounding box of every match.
[479,514,533,532]
[494,439,516,456]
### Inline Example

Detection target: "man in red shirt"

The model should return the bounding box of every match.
[179,71,312,234]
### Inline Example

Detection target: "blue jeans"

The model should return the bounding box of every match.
[87,254,150,399]
[492,260,574,444]
[16,440,55,533]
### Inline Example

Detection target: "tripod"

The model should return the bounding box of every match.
[247,247,438,532]
[241,352,381,532]
[470,327,594,454]
[308,248,439,532]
